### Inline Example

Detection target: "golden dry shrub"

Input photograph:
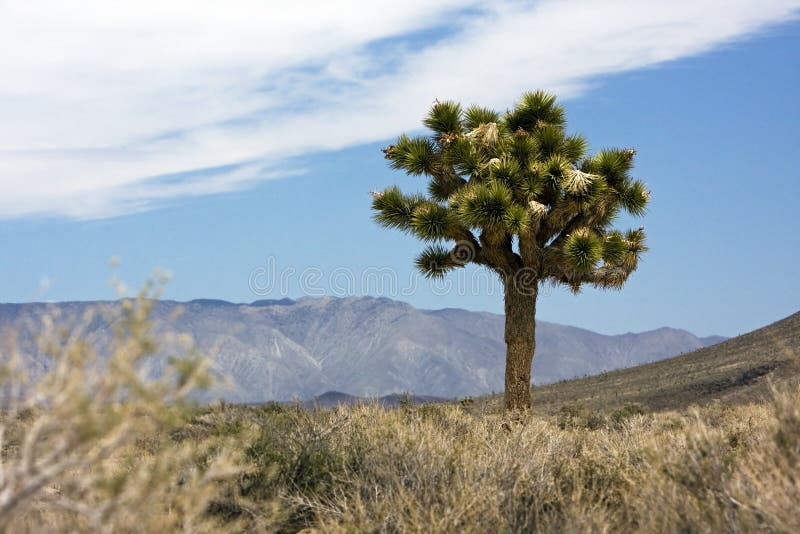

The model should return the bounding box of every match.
[0,282,247,532]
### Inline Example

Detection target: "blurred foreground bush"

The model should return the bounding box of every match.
[0,282,245,532]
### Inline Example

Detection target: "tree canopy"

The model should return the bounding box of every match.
[372,90,649,293]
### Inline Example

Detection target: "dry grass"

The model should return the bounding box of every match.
[1,289,798,532]
[7,387,800,533]
[214,384,799,533]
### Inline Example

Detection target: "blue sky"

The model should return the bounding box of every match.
[1,1,798,337]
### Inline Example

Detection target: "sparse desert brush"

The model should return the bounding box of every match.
[0,284,797,533]
[226,387,797,533]
[0,281,247,532]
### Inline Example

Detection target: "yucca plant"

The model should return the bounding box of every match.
[372,91,649,411]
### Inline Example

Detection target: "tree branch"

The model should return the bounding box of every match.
[480,230,522,275]
[518,229,541,271]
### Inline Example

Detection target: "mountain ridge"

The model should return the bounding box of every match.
[0,295,727,403]
[0,295,726,339]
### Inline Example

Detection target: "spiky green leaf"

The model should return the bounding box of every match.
[562,134,588,162]
[415,244,456,279]
[424,100,463,136]
[509,131,539,164]
[371,186,424,230]
[503,203,530,234]
[489,157,522,189]
[520,166,546,200]
[544,154,571,183]
[594,149,635,186]
[619,180,650,216]
[449,136,485,178]
[464,105,501,130]
[427,179,452,201]
[564,228,603,272]
[534,124,566,158]
[505,90,566,132]
[386,134,436,175]
[411,202,455,241]
[459,181,513,228]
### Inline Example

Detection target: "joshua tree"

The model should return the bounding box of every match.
[372,91,649,411]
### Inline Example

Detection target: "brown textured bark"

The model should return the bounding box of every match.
[503,276,538,412]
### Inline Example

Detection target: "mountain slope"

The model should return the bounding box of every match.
[0,296,724,402]
[468,310,800,415]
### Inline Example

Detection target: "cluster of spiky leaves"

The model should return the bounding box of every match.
[372,91,649,292]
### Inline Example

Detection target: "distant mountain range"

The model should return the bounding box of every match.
[0,296,725,403]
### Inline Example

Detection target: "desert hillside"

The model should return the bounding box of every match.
[505,310,799,414]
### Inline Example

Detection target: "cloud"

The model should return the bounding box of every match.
[0,0,797,219]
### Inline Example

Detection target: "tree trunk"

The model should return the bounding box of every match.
[503,277,538,412]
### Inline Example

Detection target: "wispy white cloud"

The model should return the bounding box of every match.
[0,0,797,218]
